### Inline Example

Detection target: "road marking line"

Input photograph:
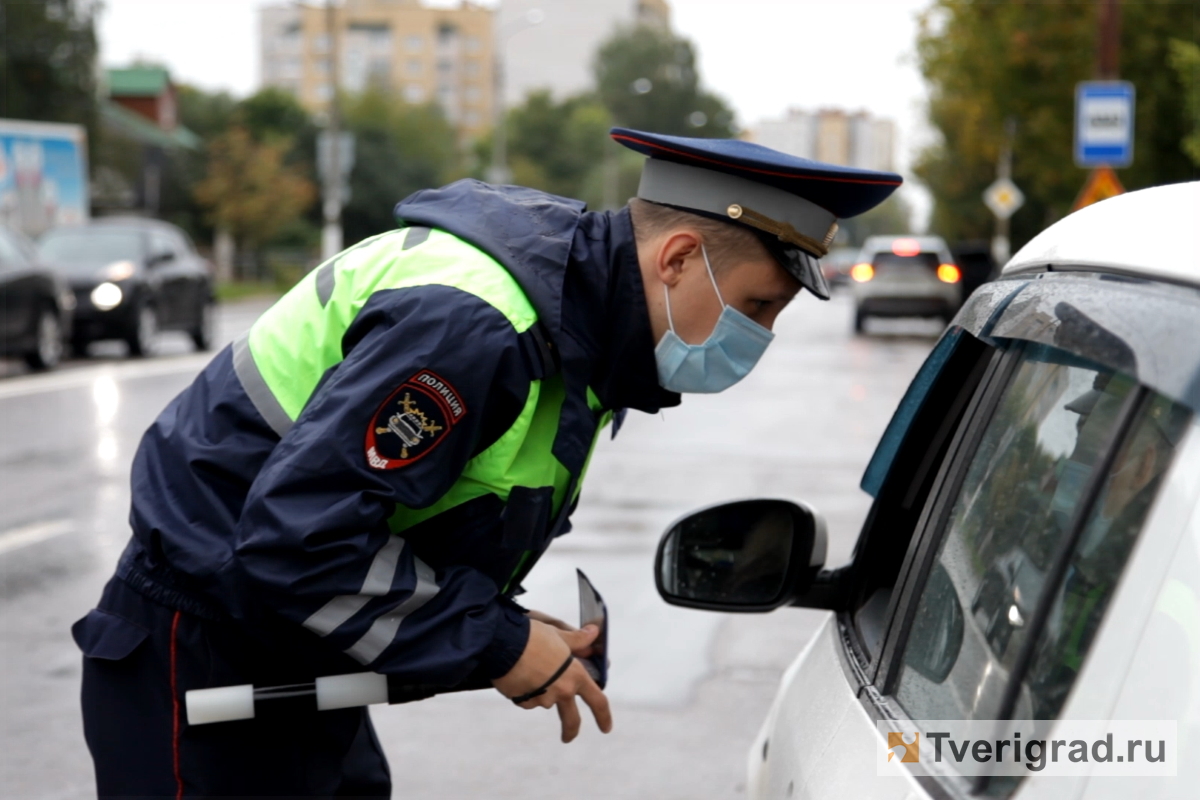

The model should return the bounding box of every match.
[0,354,213,401]
[0,519,74,556]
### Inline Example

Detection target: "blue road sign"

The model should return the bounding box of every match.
[1075,81,1135,168]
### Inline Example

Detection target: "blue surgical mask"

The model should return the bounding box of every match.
[654,245,775,394]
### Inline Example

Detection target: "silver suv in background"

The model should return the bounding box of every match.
[851,235,962,332]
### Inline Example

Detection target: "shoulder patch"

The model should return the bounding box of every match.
[365,370,467,470]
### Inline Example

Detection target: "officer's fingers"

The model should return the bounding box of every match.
[527,609,575,632]
[558,624,599,654]
[575,671,613,734]
[516,695,553,711]
[557,695,582,743]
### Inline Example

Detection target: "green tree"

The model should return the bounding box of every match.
[1170,38,1200,166]
[0,0,99,132]
[177,85,238,142]
[593,24,736,138]
[176,86,320,248]
[238,88,313,143]
[487,90,612,200]
[915,1,1200,247]
[341,89,458,244]
[194,127,316,278]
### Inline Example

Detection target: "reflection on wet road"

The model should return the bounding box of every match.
[0,292,941,798]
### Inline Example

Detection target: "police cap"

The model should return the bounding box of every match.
[612,127,904,300]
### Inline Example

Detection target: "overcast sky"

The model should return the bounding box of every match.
[98,0,935,220]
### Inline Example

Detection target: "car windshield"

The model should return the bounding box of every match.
[872,252,940,270]
[39,229,144,276]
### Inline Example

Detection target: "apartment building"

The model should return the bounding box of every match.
[260,0,495,140]
[753,108,896,173]
[498,0,670,105]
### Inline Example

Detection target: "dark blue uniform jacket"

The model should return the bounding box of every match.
[109,182,677,690]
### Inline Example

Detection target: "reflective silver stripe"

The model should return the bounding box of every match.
[303,595,371,637]
[232,334,294,438]
[303,536,406,637]
[315,260,336,307]
[402,226,431,250]
[345,558,440,665]
[359,535,405,595]
[313,230,401,308]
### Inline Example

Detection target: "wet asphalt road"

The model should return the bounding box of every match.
[0,291,942,799]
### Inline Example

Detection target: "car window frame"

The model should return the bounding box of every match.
[836,329,1000,675]
[870,345,1023,692]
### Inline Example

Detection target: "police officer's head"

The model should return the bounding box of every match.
[630,197,799,354]
[613,128,903,394]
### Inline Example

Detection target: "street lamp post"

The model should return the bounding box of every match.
[487,8,544,185]
[321,0,344,260]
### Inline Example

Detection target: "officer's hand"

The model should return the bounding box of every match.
[493,619,613,743]
[526,609,574,632]
[526,610,599,659]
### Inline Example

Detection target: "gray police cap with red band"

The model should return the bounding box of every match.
[611,127,904,301]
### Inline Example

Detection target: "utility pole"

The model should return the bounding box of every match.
[321,0,343,260]
[1096,0,1121,80]
[488,8,544,185]
[488,43,509,184]
[1069,0,1129,211]
[990,117,1019,265]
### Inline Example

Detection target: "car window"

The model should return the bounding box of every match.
[872,252,940,270]
[893,340,1188,726]
[173,229,196,256]
[848,331,997,662]
[39,229,145,276]
[1022,391,1189,718]
[148,230,178,261]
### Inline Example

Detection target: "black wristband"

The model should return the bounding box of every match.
[509,654,575,705]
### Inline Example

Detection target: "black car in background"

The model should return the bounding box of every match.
[0,225,74,370]
[38,218,214,357]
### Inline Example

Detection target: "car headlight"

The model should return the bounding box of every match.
[91,282,124,311]
[103,260,137,281]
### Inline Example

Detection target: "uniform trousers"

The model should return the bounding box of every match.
[74,576,392,799]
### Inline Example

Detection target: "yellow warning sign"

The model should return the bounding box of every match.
[1072,167,1126,211]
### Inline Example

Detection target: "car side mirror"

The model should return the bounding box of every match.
[147,251,174,267]
[655,499,828,612]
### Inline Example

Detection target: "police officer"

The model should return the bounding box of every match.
[73,128,900,797]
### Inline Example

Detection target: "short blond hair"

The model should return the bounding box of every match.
[629,198,773,272]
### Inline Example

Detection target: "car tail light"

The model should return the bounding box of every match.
[850,263,875,282]
[892,238,921,257]
[937,264,962,284]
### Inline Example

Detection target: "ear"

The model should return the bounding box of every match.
[655,230,703,287]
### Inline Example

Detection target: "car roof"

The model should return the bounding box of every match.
[1004,180,1200,287]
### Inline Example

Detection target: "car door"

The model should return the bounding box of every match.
[146,228,186,328]
[0,228,37,347]
[812,338,1192,800]
[748,325,1000,800]
[174,229,209,329]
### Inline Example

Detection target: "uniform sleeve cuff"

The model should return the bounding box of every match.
[477,599,530,679]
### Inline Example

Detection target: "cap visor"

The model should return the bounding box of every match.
[779,247,830,300]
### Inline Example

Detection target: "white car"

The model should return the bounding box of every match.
[851,235,962,332]
[656,182,1200,799]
